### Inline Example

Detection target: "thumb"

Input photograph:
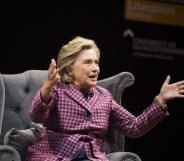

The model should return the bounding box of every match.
[51,59,56,63]
[164,75,170,85]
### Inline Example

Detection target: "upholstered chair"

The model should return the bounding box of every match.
[0,70,141,161]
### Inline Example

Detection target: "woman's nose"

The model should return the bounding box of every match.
[91,63,99,71]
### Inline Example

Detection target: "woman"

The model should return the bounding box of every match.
[25,36,184,161]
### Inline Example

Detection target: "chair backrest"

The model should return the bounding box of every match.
[0,74,5,136]
[97,72,134,152]
[0,70,48,144]
[0,70,134,153]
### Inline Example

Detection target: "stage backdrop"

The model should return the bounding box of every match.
[121,1,184,161]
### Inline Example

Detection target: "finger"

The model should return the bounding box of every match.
[176,80,184,87]
[49,59,57,74]
[50,68,60,81]
[56,68,60,77]
[48,59,54,71]
[178,84,184,90]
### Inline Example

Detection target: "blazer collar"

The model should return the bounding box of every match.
[64,84,98,112]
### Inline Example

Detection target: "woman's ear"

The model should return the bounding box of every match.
[66,66,72,75]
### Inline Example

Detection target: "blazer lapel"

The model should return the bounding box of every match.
[64,84,92,112]
[87,88,99,109]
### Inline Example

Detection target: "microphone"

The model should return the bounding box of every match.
[88,91,94,98]
[82,90,94,100]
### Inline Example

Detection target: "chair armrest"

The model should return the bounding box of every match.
[0,145,21,161]
[107,152,142,161]
[3,123,43,160]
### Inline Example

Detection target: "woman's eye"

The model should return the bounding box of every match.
[83,60,99,65]
[85,61,91,64]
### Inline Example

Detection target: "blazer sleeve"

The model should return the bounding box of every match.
[29,87,58,123]
[109,99,169,138]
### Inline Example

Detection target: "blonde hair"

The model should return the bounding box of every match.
[57,36,100,83]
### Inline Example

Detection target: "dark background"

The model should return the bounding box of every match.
[2,1,184,161]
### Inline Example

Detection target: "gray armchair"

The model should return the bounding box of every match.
[0,70,141,161]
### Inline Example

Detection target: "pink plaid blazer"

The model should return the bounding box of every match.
[25,83,168,161]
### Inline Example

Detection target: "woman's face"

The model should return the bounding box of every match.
[71,48,100,90]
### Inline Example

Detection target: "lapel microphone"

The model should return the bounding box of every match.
[82,90,94,100]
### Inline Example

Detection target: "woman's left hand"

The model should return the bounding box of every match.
[157,75,184,105]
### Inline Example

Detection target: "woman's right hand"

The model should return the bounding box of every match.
[41,59,61,103]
